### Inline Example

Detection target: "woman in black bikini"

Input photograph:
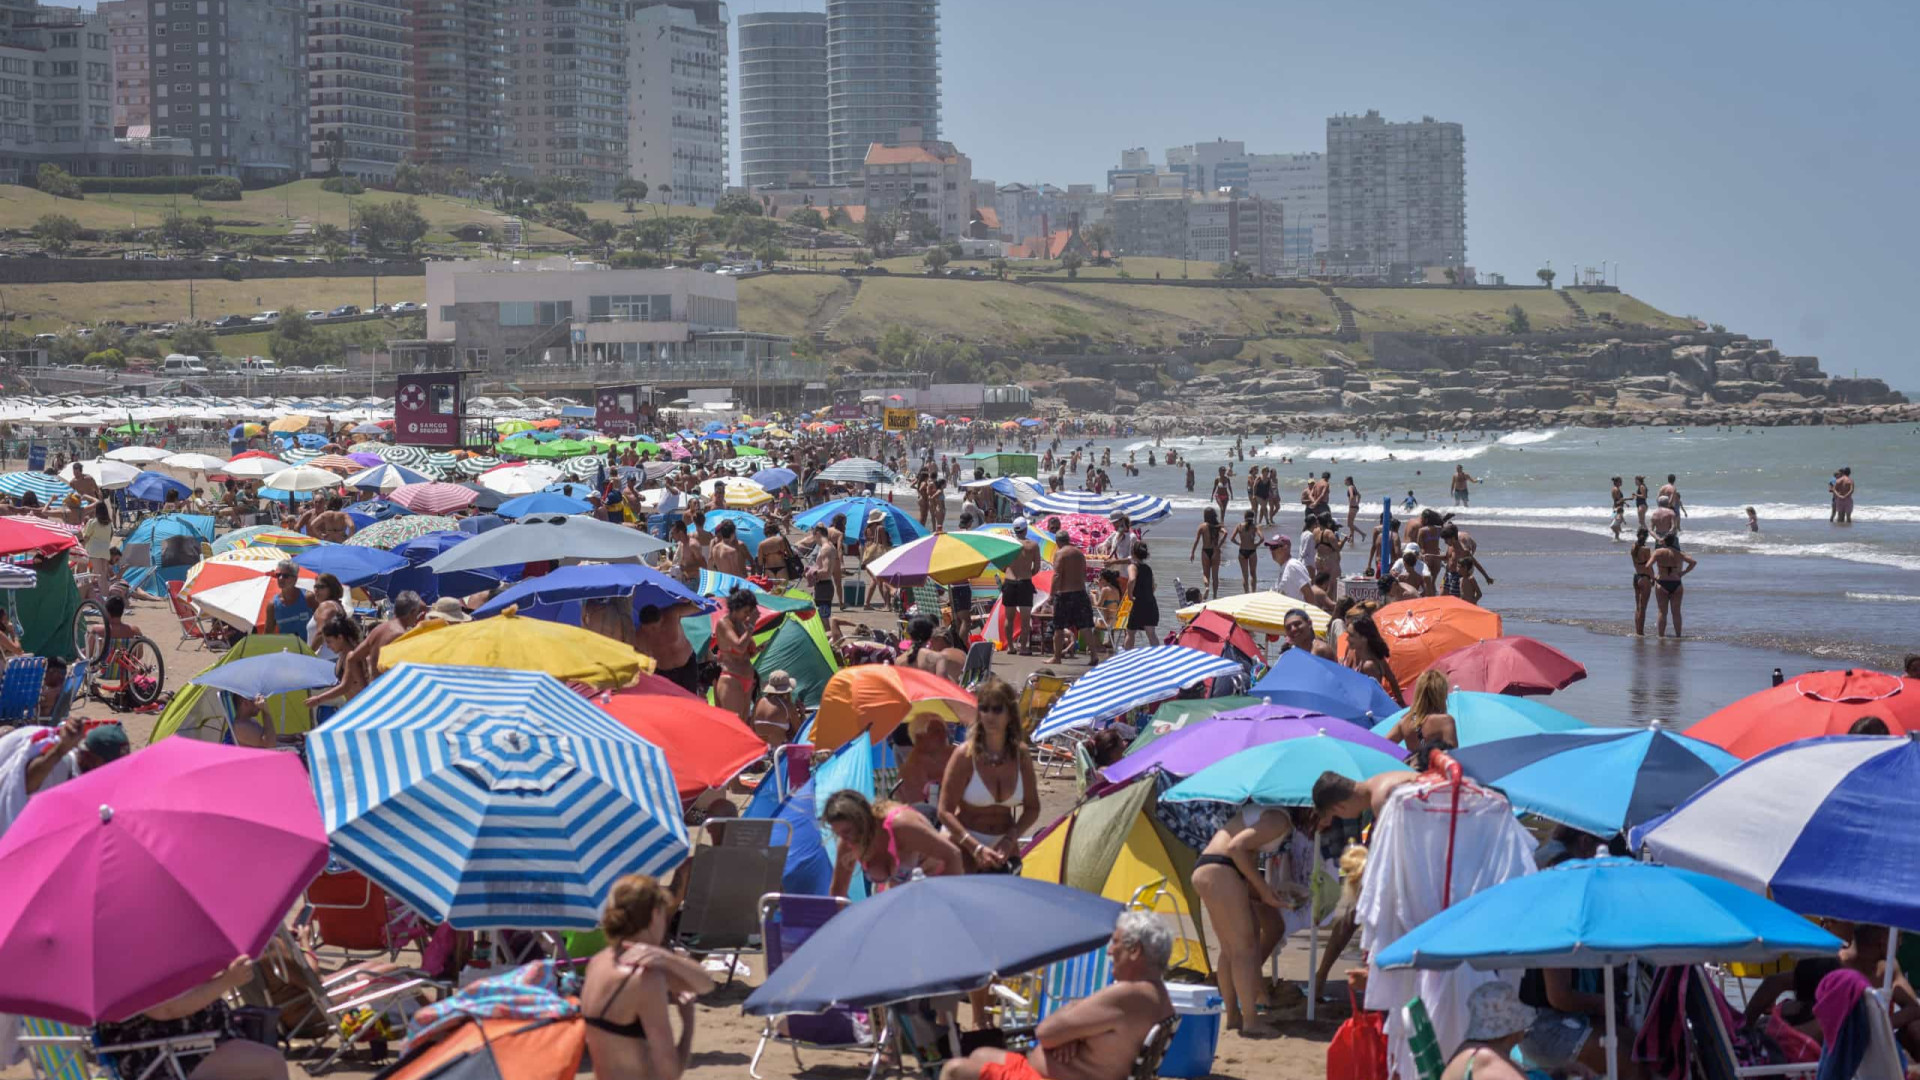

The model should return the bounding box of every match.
[581,873,716,1080]
[1633,475,1649,529]
[1629,528,1654,636]
[1651,534,1697,638]
[1189,507,1226,599]
[1229,510,1262,594]
[1190,804,1314,1037]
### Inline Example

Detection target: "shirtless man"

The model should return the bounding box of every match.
[69,464,101,507]
[1312,769,1423,823]
[1657,474,1685,533]
[941,912,1174,1080]
[1649,495,1677,540]
[1050,524,1100,666]
[1450,465,1478,506]
[1300,571,1338,614]
[344,590,426,674]
[1002,518,1042,655]
[1282,608,1336,660]
[708,520,749,576]
[1832,466,1855,524]
[671,520,705,585]
[635,601,702,695]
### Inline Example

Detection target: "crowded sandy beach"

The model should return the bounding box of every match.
[0,403,1917,1080]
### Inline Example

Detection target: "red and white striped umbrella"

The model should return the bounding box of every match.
[388,482,480,515]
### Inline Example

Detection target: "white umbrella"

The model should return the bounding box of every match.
[60,459,141,490]
[189,575,315,632]
[262,464,346,494]
[424,514,669,573]
[476,464,564,496]
[161,452,233,474]
[222,457,288,480]
[104,446,171,464]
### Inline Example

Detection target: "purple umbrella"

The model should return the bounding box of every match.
[1101,704,1406,786]
[348,452,384,468]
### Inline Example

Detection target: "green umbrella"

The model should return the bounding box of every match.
[754,613,838,708]
[345,515,459,549]
[733,445,770,458]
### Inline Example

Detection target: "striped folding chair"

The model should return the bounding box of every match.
[1401,997,1446,1080]
[0,654,47,725]
[1038,944,1114,1020]
[18,1015,89,1080]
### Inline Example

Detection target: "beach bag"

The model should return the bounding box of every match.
[1328,983,1388,1080]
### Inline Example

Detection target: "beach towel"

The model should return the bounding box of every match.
[1814,969,1904,1080]
[0,725,74,841]
[406,961,576,1047]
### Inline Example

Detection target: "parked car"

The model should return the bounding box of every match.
[390,301,422,314]
[369,303,392,316]
[327,305,360,318]
[304,310,327,320]
[251,310,280,324]
[161,353,210,376]
[311,365,346,374]
[213,314,252,328]
[238,356,279,375]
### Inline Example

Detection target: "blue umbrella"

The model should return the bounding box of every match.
[293,544,409,588]
[1161,731,1410,807]
[473,564,712,620]
[458,513,506,535]
[794,498,927,550]
[496,492,592,518]
[1031,646,1247,741]
[343,499,410,522]
[696,569,764,596]
[1373,857,1844,1080]
[742,876,1122,1014]
[540,481,599,498]
[125,470,192,503]
[705,508,766,551]
[1251,648,1401,725]
[190,651,339,698]
[1371,691,1588,748]
[345,463,432,492]
[307,663,689,929]
[0,471,72,502]
[455,483,507,511]
[1022,490,1173,524]
[751,467,797,491]
[1451,727,1738,836]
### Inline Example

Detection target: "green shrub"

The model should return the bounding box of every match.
[193,178,242,201]
[35,164,82,200]
[321,177,365,195]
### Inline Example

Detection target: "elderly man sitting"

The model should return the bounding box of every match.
[941,911,1175,1080]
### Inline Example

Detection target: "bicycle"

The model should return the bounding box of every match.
[88,633,166,710]
[70,599,108,664]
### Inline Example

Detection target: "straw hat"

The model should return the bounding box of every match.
[762,670,796,696]
[1464,981,1537,1040]
[426,597,471,623]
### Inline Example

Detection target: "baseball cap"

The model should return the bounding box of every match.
[1402,542,1421,557]
[1011,516,1028,533]
[83,723,131,764]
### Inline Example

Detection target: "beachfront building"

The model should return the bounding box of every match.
[1327,109,1466,279]
[736,10,827,190]
[148,0,307,181]
[825,0,939,186]
[409,0,506,174]
[1247,151,1327,274]
[1166,138,1248,194]
[0,5,194,180]
[861,130,971,239]
[306,0,413,183]
[503,0,627,198]
[1107,189,1191,262]
[98,0,147,132]
[625,0,728,209]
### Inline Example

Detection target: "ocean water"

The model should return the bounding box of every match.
[975,424,1920,723]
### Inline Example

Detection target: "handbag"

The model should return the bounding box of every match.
[1327,982,1389,1080]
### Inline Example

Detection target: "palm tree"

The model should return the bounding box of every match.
[657,184,672,206]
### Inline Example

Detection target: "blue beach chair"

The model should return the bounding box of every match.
[0,654,47,724]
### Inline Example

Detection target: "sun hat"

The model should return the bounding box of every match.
[426,597,471,623]
[1465,980,1538,1040]
[763,670,796,696]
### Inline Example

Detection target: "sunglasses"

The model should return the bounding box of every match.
[977,703,1009,715]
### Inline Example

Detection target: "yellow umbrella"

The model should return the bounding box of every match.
[267,414,311,434]
[376,609,654,689]
[1175,591,1332,638]
[696,477,772,508]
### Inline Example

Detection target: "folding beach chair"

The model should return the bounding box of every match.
[17,1016,90,1080]
[1023,671,1086,780]
[958,640,994,689]
[299,864,431,967]
[167,579,227,652]
[40,660,86,728]
[750,893,888,1080]
[1401,997,1446,1080]
[0,654,47,725]
[268,929,444,1074]
[672,818,790,985]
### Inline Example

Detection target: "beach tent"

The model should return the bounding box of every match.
[959,451,1039,479]
[372,1017,584,1080]
[754,613,839,708]
[9,552,80,660]
[120,514,217,598]
[1020,778,1211,975]
[148,634,320,743]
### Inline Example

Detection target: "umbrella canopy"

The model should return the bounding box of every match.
[125,470,192,503]
[1100,705,1406,787]
[292,544,409,587]
[159,452,231,474]
[223,527,321,555]
[377,610,653,688]
[477,463,565,495]
[0,739,328,1024]
[866,530,1024,587]
[424,514,669,573]
[221,456,288,480]
[497,491,593,518]
[267,414,311,433]
[345,463,433,493]
[814,456,899,486]
[1031,646,1247,741]
[1021,490,1173,524]
[189,574,317,632]
[375,444,432,469]
[103,445,171,464]
[0,470,73,502]
[1352,596,1503,686]
[1683,669,1919,758]
[184,548,315,593]
[1250,648,1402,725]
[455,482,509,511]
[262,464,346,494]
[62,459,142,489]
[742,876,1122,1014]
[977,522,1058,563]
[308,663,688,929]
[0,516,77,558]
[1429,636,1588,696]
[343,499,409,524]
[306,454,366,476]
[1451,727,1739,836]
[1632,735,1920,932]
[472,564,709,621]
[1372,691,1588,748]
[703,509,767,552]
[815,665,977,747]
[1175,591,1332,638]
[346,514,462,549]
[1162,731,1412,806]
[794,498,927,550]
[588,682,767,801]
[751,466,797,491]
[696,476,772,508]
[1374,857,1842,970]
[189,650,340,698]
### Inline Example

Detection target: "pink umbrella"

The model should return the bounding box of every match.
[1430,635,1588,696]
[1054,513,1116,551]
[389,481,480,515]
[0,738,328,1024]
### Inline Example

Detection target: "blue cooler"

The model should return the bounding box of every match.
[1157,983,1223,1078]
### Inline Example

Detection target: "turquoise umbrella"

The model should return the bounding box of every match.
[1160,732,1409,807]
[1372,690,1587,748]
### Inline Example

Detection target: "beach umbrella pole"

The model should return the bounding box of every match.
[1604,964,1618,1080]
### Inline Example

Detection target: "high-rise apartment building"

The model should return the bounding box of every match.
[1247,151,1327,272]
[504,0,627,198]
[307,0,412,182]
[1326,109,1465,276]
[736,10,825,189]
[626,0,727,208]
[410,0,506,173]
[99,0,148,132]
[143,0,305,181]
[0,10,111,170]
[825,0,938,186]
[1166,138,1247,193]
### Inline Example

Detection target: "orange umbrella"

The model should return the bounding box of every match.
[815,665,976,747]
[1685,668,1918,758]
[381,1017,584,1080]
[589,677,769,801]
[533,418,564,430]
[1346,595,1502,687]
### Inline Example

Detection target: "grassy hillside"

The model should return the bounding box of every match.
[736,274,850,339]
[2,276,424,335]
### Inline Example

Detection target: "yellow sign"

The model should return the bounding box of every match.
[884,408,918,431]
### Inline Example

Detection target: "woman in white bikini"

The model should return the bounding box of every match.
[937,677,1041,872]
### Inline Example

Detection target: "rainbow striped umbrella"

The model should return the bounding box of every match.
[865,530,1024,586]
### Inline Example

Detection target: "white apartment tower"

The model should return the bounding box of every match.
[1247,151,1327,273]
[825,0,939,186]
[626,0,727,208]
[306,0,413,182]
[736,11,827,189]
[1326,109,1465,276]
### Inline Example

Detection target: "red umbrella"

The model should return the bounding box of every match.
[587,682,768,801]
[1685,669,1919,758]
[0,517,78,558]
[1430,636,1587,696]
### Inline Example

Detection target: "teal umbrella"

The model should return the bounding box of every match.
[1161,732,1409,807]
[1371,690,1588,748]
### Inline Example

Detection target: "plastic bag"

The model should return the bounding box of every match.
[1328,984,1388,1080]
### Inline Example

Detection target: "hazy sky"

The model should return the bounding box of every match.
[732,0,1920,385]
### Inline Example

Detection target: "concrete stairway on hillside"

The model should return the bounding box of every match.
[1556,289,1593,326]
[812,278,863,343]
[1319,285,1362,342]
[501,217,524,247]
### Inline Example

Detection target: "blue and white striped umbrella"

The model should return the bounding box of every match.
[308,663,689,930]
[0,471,73,502]
[696,568,764,596]
[815,456,899,486]
[1632,735,1920,932]
[1020,490,1174,524]
[344,462,433,492]
[1032,645,1247,741]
